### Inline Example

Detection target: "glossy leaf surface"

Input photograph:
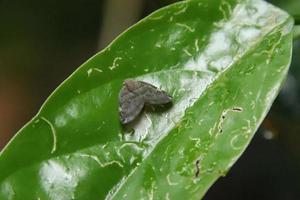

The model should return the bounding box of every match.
[0,0,293,199]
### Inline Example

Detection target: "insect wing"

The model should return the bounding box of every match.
[119,85,144,124]
[139,81,172,105]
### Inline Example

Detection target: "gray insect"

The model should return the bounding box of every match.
[119,79,172,124]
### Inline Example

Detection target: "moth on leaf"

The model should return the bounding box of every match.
[119,80,172,124]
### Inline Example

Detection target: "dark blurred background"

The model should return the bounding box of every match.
[0,0,299,199]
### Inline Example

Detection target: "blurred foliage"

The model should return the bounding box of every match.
[0,0,104,146]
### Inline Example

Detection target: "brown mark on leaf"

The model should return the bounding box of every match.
[195,159,201,177]
[232,107,243,112]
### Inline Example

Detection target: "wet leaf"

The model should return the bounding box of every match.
[0,0,293,199]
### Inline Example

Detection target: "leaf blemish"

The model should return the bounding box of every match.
[87,68,103,77]
[195,39,200,52]
[195,159,201,177]
[165,192,170,200]
[189,136,201,148]
[217,107,243,134]
[218,114,226,134]
[41,117,57,154]
[183,49,193,56]
[175,23,195,32]
[166,174,178,186]
[232,107,243,112]
[174,5,187,15]
[78,153,124,168]
[109,57,122,70]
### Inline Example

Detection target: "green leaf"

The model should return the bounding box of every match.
[0,0,293,199]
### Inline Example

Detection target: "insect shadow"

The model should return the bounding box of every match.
[121,102,173,134]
